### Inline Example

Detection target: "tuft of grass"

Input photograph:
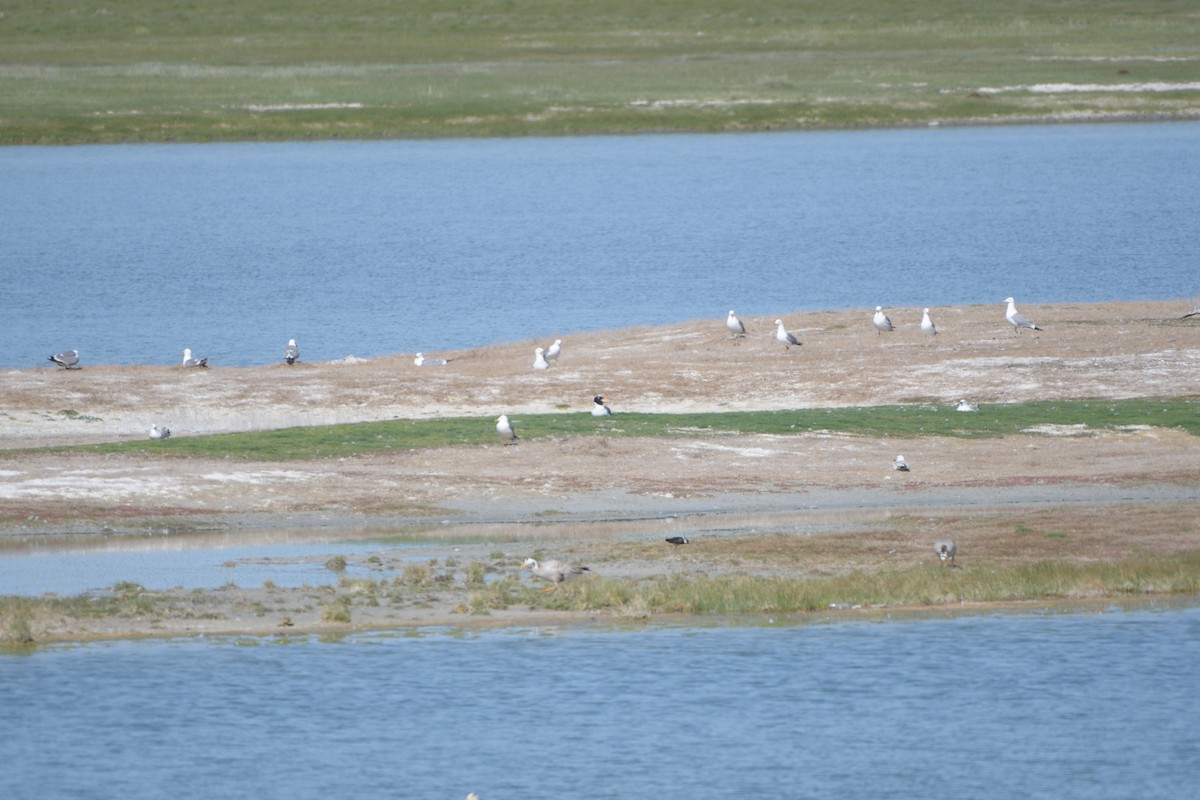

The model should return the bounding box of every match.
[321,595,352,624]
[15,398,1198,462]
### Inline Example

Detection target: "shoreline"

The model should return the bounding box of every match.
[2,299,1199,644]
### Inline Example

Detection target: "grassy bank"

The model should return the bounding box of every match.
[2,0,1198,144]
[24,397,1199,461]
[5,551,1198,646]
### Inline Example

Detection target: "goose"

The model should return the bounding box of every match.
[1004,297,1042,333]
[873,306,894,335]
[726,309,747,338]
[894,454,910,472]
[496,414,517,444]
[182,348,208,368]
[545,339,562,361]
[149,424,171,440]
[284,338,299,365]
[934,539,957,567]
[48,349,81,369]
[520,557,588,591]
[774,319,801,350]
[533,347,550,370]
[920,308,938,336]
[591,395,612,417]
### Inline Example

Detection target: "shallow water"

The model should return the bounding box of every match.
[2,607,1198,799]
[3,123,1197,367]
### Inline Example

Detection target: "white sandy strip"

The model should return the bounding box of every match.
[239,103,365,112]
[976,82,1200,93]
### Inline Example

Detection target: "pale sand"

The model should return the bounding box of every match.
[2,300,1198,641]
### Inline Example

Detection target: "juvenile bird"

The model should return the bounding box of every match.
[520,557,588,591]
[933,539,957,567]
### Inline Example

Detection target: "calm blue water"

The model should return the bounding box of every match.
[3,123,1197,368]
[2,607,1198,799]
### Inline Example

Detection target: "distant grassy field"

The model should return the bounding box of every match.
[2,0,1198,144]
[23,397,1199,461]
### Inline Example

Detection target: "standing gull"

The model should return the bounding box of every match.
[774,319,801,351]
[496,414,517,444]
[933,539,957,567]
[873,306,894,335]
[414,353,448,366]
[284,338,300,365]
[545,339,562,361]
[1004,297,1042,333]
[920,308,938,337]
[533,347,550,370]
[893,454,910,472]
[48,349,81,369]
[181,348,208,368]
[726,310,747,338]
[149,424,171,440]
[956,399,979,412]
[520,557,589,591]
[591,395,613,417]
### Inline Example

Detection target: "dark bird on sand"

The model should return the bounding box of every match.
[665,536,690,548]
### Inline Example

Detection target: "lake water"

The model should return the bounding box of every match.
[2,606,1198,799]
[3,122,1198,368]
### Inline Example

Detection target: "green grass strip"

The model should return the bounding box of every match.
[13,397,1198,461]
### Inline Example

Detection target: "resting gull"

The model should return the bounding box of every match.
[414,352,448,367]
[933,539,957,567]
[956,399,979,412]
[520,557,589,591]
[545,339,562,361]
[726,309,747,338]
[592,395,613,417]
[873,306,894,335]
[182,348,208,368]
[1004,297,1042,333]
[284,338,300,365]
[149,424,171,440]
[893,454,910,472]
[1182,304,1200,319]
[533,347,550,370]
[49,349,81,370]
[496,414,517,444]
[774,319,801,350]
[920,308,938,336]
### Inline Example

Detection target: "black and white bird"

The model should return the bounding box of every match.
[873,306,894,335]
[956,399,979,412]
[933,539,957,567]
[284,338,300,365]
[774,319,801,350]
[496,414,517,444]
[520,557,588,591]
[1004,297,1042,333]
[149,424,171,440]
[726,309,747,338]
[48,349,81,369]
[545,339,562,362]
[1181,304,1200,319]
[533,347,550,370]
[920,308,938,337]
[414,352,448,366]
[592,395,612,417]
[665,536,690,548]
[893,454,910,472]
[181,348,208,368]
